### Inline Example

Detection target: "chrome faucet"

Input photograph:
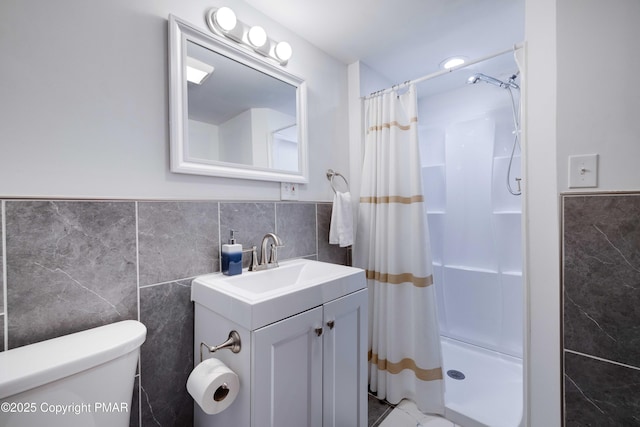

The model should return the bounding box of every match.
[251,233,284,271]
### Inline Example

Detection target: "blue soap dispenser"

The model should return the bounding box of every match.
[221,230,242,276]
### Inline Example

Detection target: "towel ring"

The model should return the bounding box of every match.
[326,169,349,194]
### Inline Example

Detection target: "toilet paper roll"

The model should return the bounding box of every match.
[187,358,240,414]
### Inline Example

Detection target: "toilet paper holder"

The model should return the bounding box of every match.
[200,330,241,362]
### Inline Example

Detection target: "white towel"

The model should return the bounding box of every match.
[329,191,354,247]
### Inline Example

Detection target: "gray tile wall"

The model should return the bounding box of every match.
[138,201,220,286]
[562,194,640,425]
[5,201,138,348]
[0,199,347,427]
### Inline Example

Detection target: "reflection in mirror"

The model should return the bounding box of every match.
[186,41,299,171]
[270,124,298,171]
[168,15,308,183]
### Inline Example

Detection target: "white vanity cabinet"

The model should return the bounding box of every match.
[252,306,322,427]
[252,289,367,427]
[191,259,367,427]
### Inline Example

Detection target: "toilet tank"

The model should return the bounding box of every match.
[0,320,146,427]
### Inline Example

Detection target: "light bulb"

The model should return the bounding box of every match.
[214,7,237,32]
[248,26,267,48]
[441,57,466,70]
[275,41,292,62]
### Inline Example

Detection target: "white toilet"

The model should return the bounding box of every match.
[0,320,146,427]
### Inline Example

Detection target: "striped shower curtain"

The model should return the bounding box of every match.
[355,85,444,414]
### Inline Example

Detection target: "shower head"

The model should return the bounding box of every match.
[467,73,519,90]
[467,73,506,88]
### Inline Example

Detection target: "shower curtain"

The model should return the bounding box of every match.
[355,85,444,414]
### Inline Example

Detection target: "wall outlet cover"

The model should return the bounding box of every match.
[280,182,299,200]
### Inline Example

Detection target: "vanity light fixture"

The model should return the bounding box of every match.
[214,7,236,31]
[248,26,267,48]
[205,7,293,65]
[274,41,293,63]
[247,25,271,56]
[186,56,214,84]
[209,6,243,41]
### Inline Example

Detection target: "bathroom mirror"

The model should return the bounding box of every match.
[168,15,308,182]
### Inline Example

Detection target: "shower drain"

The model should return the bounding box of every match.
[446,369,466,380]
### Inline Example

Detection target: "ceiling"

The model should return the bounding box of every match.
[243,0,525,93]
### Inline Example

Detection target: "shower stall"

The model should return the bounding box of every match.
[417,52,523,427]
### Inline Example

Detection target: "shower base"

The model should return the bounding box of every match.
[442,336,523,427]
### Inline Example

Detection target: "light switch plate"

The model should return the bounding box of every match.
[568,154,598,188]
[280,182,299,200]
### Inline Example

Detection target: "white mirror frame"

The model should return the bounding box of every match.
[168,15,309,183]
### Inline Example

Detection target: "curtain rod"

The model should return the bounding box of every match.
[363,42,524,100]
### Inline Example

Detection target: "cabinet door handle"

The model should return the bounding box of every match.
[327,320,335,330]
[314,327,323,336]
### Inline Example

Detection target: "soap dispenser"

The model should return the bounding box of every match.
[221,230,242,276]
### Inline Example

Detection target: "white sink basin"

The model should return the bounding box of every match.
[191,259,366,330]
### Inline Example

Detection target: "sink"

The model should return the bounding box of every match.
[214,261,311,294]
[191,259,366,330]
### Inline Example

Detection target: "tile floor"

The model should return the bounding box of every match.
[368,394,394,427]
[368,395,460,427]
